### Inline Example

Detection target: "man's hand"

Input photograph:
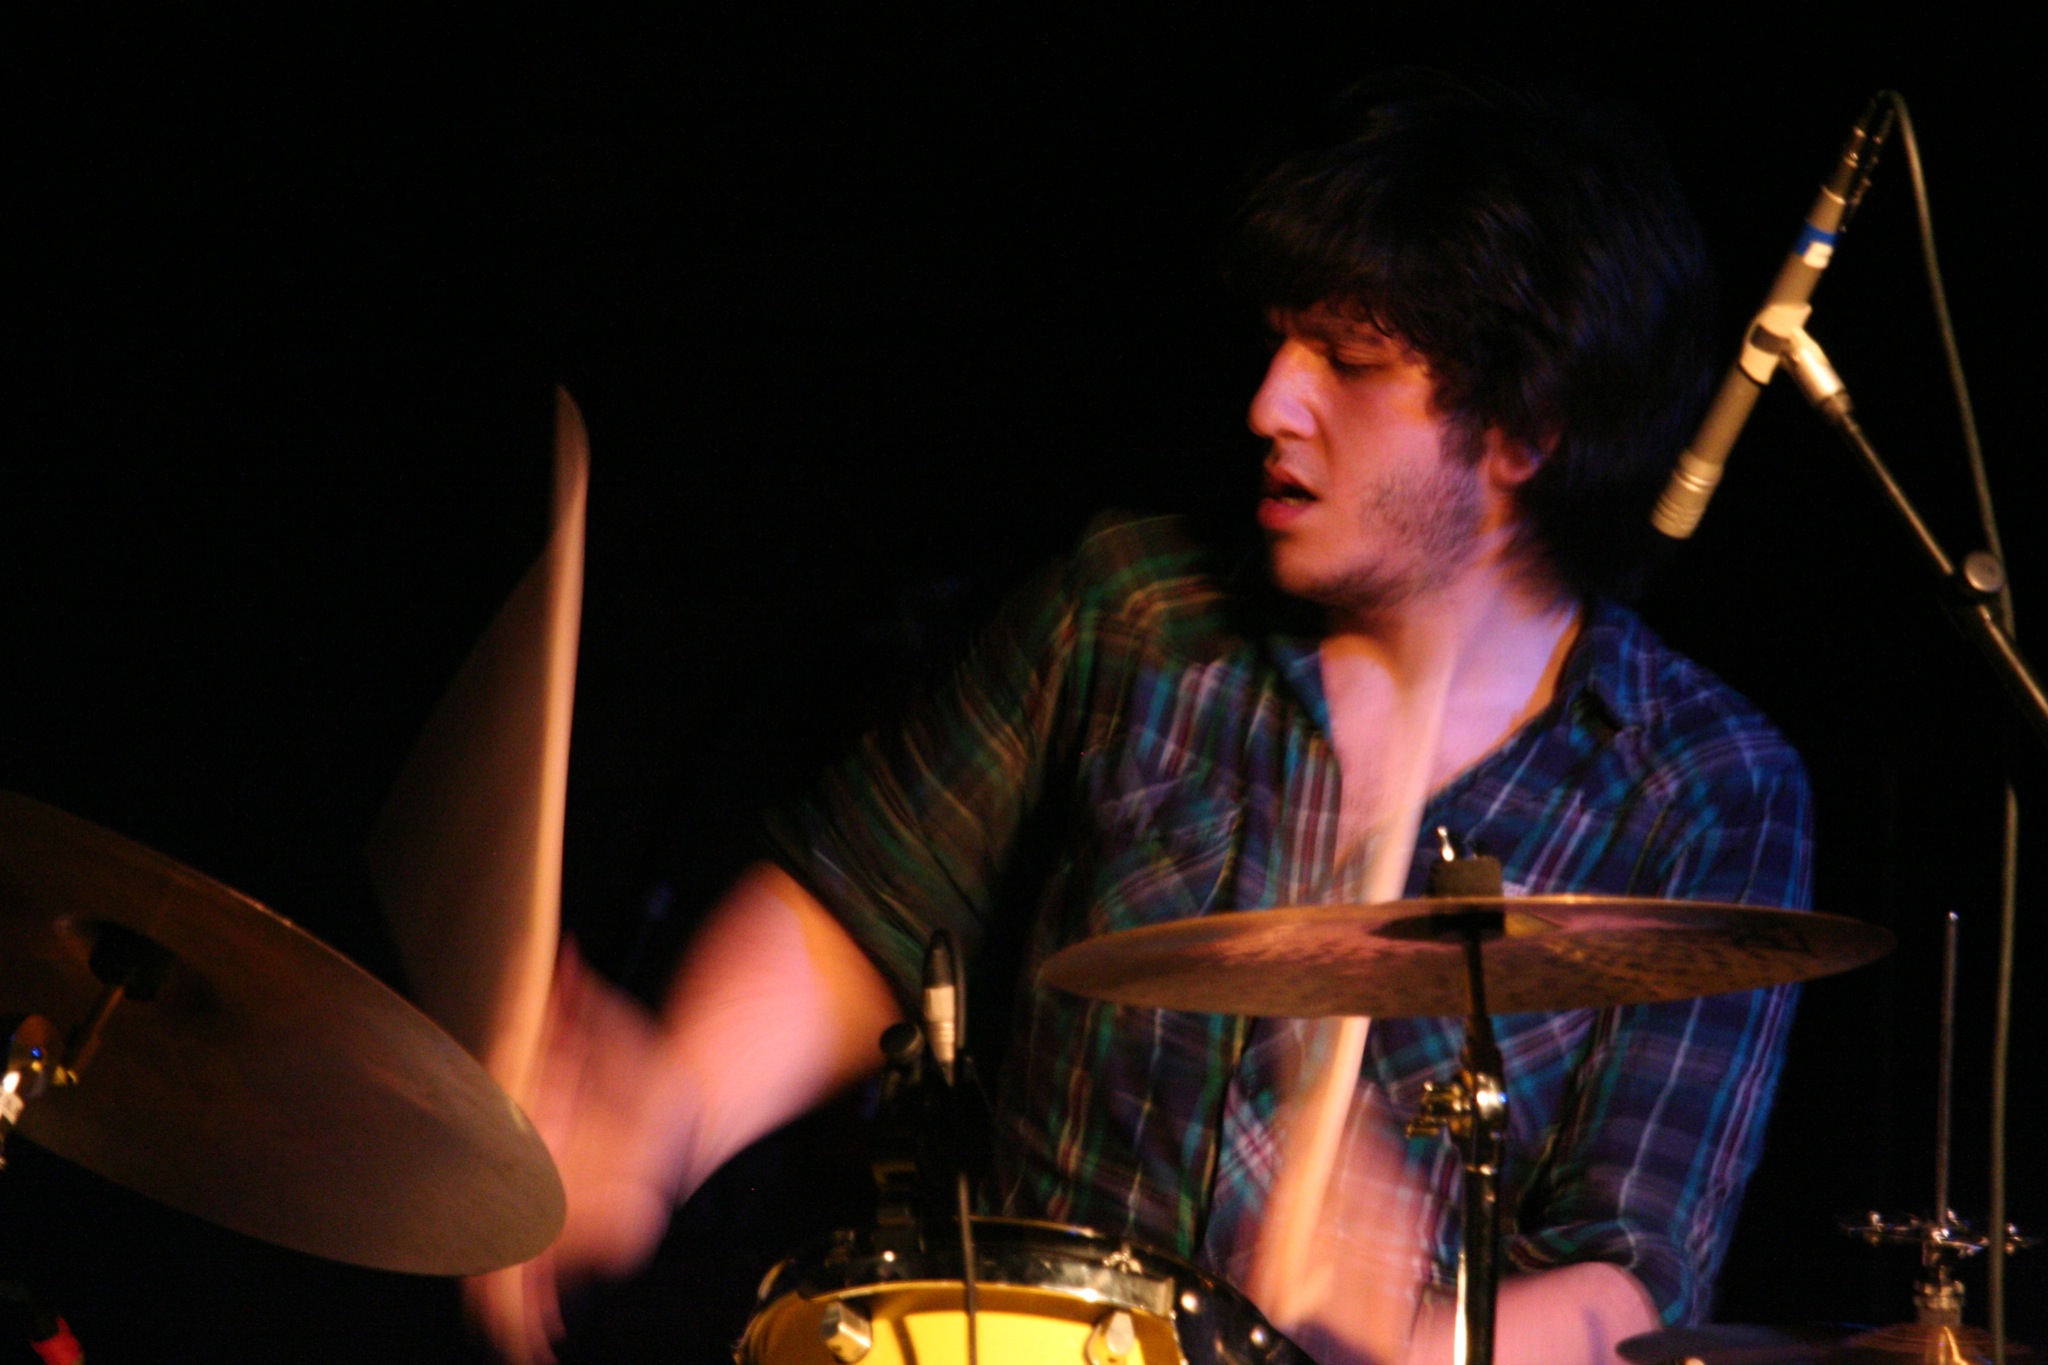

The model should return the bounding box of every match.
[467,864,903,1363]
[468,941,689,1363]
[1253,1074,1442,1365]
[1237,1070,1660,1365]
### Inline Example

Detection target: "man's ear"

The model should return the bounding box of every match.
[1480,427,1552,491]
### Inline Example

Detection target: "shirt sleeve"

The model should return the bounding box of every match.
[1505,739,1814,1325]
[759,553,1088,1010]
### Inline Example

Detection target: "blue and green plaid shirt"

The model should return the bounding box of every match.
[766,513,1811,1326]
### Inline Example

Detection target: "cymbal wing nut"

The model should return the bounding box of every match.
[1407,1081,1471,1139]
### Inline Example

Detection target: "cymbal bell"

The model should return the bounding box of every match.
[1040,896,1894,1018]
[0,792,564,1276]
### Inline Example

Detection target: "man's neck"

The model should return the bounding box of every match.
[1327,562,1579,698]
[1317,559,1582,840]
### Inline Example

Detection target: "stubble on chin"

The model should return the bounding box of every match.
[1266,455,1484,618]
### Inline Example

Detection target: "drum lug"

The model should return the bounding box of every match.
[1084,1308,1138,1365]
[819,1300,873,1363]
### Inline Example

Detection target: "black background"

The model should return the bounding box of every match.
[5,6,2045,1362]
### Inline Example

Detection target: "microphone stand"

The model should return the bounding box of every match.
[1779,330,2048,744]
[1780,330,2038,1365]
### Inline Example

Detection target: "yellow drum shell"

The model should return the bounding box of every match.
[737,1218,1301,1365]
[741,1278,1180,1363]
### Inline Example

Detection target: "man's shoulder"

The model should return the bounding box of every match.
[1581,600,1809,797]
[1052,511,1272,656]
[1066,510,1235,591]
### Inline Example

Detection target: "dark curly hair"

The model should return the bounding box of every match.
[1237,72,1714,600]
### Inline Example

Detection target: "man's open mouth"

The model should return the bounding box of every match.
[1262,470,1316,503]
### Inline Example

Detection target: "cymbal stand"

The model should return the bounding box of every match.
[2,1017,90,1365]
[1407,846,1509,1365]
[2,1015,60,1169]
[2,922,171,1169]
[1838,911,2038,1352]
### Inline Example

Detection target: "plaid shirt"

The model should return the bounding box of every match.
[765,513,1811,1326]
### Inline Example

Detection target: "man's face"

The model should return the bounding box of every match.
[1251,309,1488,617]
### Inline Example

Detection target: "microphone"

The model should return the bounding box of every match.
[1652,94,1893,539]
[922,931,960,1087]
[918,929,980,1360]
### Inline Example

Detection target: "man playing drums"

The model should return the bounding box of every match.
[481,74,1810,1365]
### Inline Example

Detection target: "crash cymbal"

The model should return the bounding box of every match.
[1040,896,1894,1018]
[0,792,564,1276]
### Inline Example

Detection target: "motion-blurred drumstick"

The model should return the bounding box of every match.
[1246,642,1452,1335]
[367,387,589,1104]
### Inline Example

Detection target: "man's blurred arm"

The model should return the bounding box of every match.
[472,861,900,1363]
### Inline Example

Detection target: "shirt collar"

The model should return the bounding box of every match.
[1559,598,1648,733]
[1262,596,1647,742]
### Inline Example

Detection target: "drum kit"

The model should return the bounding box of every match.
[0,786,2032,1362]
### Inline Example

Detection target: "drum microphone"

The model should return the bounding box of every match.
[1652,93,1893,540]
[922,930,961,1087]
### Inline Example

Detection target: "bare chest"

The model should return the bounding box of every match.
[1319,661,1532,858]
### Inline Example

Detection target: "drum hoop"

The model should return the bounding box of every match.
[748,1217,1310,1364]
[758,1216,1217,1319]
